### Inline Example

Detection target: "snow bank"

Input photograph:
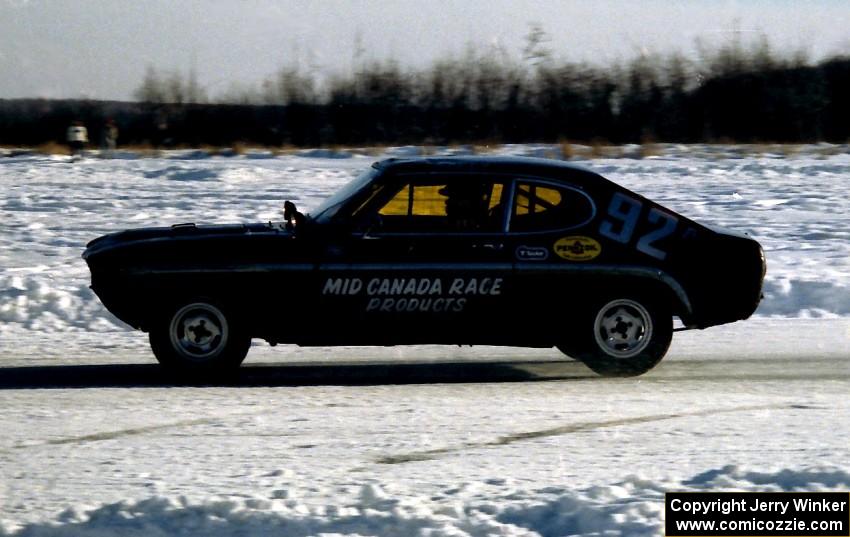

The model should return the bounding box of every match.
[295,148,355,159]
[761,279,850,317]
[0,273,125,331]
[4,466,848,537]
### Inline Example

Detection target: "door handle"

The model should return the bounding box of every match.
[477,242,505,251]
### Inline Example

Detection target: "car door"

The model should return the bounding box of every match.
[317,173,515,345]
[507,178,599,337]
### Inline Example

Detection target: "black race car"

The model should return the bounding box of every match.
[83,157,765,377]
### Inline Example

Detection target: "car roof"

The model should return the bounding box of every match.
[372,156,602,181]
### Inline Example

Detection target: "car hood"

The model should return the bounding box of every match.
[83,222,281,259]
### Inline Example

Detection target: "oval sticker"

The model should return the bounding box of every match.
[554,236,601,261]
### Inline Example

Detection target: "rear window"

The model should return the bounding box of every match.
[510,181,595,232]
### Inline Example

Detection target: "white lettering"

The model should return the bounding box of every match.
[362,296,469,313]
[367,278,380,295]
[323,278,363,295]
[391,279,406,295]
[323,278,343,295]
[347,278,362,295]
[366,298,381,311]
[416,279,432,295]
[479,278,492,295]
[327,275,503,311]
[490,278,502,295]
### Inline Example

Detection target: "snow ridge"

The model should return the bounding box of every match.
[4,466,848,537]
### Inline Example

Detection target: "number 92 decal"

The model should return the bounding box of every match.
[599,192,678,260]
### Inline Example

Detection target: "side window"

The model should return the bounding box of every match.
[378,186,410,216]
[372,178,505,233]
[510,181,594,232]
[379,185,447,216]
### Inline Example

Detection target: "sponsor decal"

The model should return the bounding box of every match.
[554,236,601,261]
[515,245,549,261]
[322,277,503,313]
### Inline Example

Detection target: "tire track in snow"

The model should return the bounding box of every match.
[9,417,217,450]
[374,403,788,464]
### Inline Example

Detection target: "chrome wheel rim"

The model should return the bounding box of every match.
[593,299,652,359]
[169,303,228,361]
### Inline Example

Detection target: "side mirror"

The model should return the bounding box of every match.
[283,200,305,232]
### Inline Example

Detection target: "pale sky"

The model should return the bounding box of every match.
[0,0,848,101]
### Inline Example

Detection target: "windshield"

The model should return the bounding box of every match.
[311,168,380,223]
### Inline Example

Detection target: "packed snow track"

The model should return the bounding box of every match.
[1,319,849,536]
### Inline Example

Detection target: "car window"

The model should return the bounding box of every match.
[510,181,594,232]
[373,178,505,233]
[379,184,447,216]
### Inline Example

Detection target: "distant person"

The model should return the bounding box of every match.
[101,118,119,155]
[66,121,88,159]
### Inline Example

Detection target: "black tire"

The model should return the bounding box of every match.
[558,296,672,377]
[149,299,250,374]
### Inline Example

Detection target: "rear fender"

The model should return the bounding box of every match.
[558,265,692,319]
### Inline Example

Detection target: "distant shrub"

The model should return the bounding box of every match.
[35,142,70,155]
[558,140,575,160]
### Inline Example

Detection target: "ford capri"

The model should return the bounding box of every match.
[83,157,765,377]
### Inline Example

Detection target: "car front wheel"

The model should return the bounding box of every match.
[149,300,250,374]
[559,296,672,377]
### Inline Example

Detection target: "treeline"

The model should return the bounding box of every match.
[2,37,849,147]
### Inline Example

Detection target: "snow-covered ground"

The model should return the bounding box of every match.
[1,145,849,535]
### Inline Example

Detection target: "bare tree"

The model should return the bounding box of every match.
[522,22,553,69]
[134,66,166,103]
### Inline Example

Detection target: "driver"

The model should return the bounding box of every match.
[440,182,488,231]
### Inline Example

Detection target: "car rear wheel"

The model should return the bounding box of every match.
[149,300,250,374]
[559,296,672,377]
